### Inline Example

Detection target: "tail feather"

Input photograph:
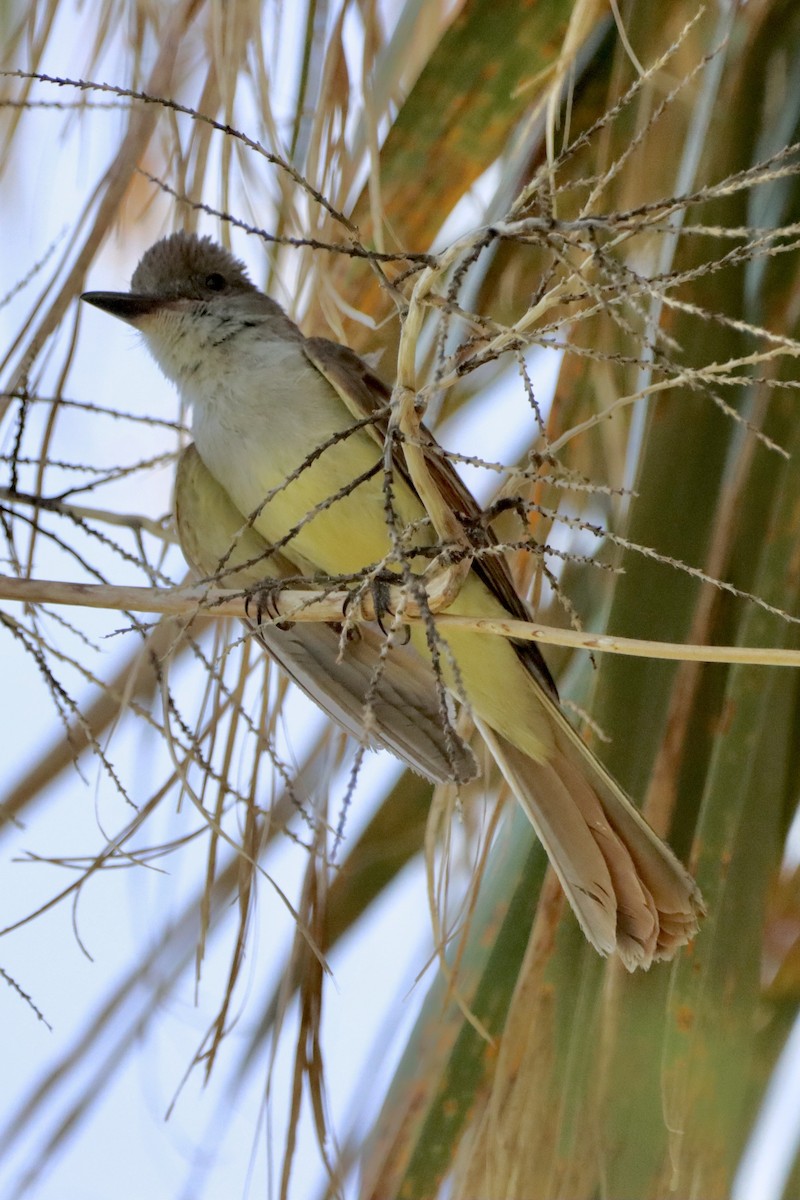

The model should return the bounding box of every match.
[548,708,705,958]
[477,706,703,970]
[547,746,660,967]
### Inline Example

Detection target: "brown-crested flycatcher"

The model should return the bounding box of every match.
[82,231,704,969]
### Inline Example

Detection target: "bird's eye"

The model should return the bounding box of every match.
[205,272,226,291]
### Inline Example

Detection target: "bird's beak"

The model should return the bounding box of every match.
[80,291,168,325]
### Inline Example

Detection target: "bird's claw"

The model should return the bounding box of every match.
[245,581,295,631]
[343,571,410,644]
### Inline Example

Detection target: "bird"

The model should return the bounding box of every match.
[81,230,704,969]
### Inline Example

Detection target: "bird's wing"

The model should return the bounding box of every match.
[174,444,478,784]
[303,336,558,698]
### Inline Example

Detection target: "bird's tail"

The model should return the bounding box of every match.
[476,707,704,970]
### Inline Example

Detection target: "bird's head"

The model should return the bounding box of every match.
[81,231,295,384]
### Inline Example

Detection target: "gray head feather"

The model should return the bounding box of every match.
[131,232,259,300]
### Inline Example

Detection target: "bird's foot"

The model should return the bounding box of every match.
[245,579,297,631]
[343,570,410,644]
